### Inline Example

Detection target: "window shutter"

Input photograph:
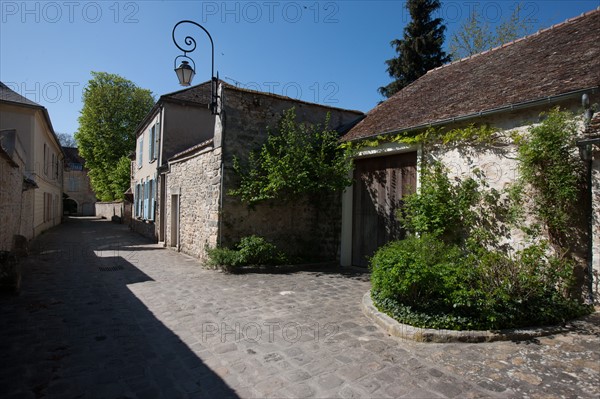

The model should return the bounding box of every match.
[138,136,143,167]
[150,179,156,221]
[154,122,160,161]
[149,126,154,161]
[136,184,139,217]
[143,181,148,219]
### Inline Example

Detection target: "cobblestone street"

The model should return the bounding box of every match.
[1,218,599,398]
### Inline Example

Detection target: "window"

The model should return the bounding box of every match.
[136,182,143,217]
[44,193,53,222]
[148,179,155,221]
[43,144,48,175]
[137,135,144,167]
[68,176,79,192]
[51,153,55,179]
[68,162,83,171]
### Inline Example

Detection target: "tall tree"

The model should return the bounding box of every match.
[57,133,77,147]
[75,72,154,201]
[379,0,449,99]
[449,3,534,59]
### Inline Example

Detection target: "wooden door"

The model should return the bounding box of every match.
[352,152,417,267]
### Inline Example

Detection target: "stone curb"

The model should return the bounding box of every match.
[361,292,576,343]
[217,261,340,274]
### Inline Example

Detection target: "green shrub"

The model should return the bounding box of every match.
[206,247,241,268]
[368,112,592,331]
[206,235,287,267]
[370,234,591,330]
[237,235,287,265]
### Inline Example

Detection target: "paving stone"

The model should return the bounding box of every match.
[278,382,316,398]
[0,218,598,399]
[284,369,312,383]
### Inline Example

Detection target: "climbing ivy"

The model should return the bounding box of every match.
[369,110,592,330]
[516,108,584,237]
[340,123,497,151]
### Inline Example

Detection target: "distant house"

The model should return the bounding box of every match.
[340,9,599,298]
[131,82,363,261]
[0,81,64,250]
[62,147,96,216]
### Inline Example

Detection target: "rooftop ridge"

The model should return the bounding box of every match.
[428,7,600,74]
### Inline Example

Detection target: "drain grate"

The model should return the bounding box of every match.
[98,265,124,272]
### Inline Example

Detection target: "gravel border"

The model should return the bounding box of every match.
[361,291,576,343]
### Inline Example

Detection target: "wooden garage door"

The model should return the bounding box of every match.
[352,152,417,267]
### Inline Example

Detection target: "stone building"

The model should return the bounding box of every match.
[62,147,96,216]
[132,82,363,262]
[131,82,216,239]
[340,9,600,299]
[0,82,64,250]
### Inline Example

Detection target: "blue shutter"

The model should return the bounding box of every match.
[150,179,156,221]
[148,126,154,161]
[144,181,149,219]
[135,184,141,217]
[138,136,143,167]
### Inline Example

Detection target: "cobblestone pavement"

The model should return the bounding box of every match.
[1,218,599,398]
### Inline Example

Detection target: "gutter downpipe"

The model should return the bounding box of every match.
[349,87,598,143]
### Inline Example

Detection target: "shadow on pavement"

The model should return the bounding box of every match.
[0,217,238,398]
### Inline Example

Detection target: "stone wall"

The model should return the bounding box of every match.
[95,201,131,223]
[63,169,96,216]
[165,144,222,261]
[130,218,156,241]
[0,156,23,251]
[426,102,592,299]
[219,87,363,261]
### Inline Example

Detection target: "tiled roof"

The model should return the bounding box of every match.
[0,81,64,157]
[161,80,364,115]
[343,8,600,142]
[0,81,42,107]
[161,81,213,105]
[63,146,85,165]
[221,82,364,115]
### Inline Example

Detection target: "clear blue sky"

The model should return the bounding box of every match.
[1,0,598,136]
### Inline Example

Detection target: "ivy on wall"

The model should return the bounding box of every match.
[369,107,593,330]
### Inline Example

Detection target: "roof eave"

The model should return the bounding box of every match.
[347,87,599,143]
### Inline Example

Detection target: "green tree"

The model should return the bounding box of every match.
[75,72,154,201]
[230,108,353,205]
[379,0,449,98]
[449,3,534,59]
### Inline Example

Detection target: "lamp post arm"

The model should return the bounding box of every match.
[172,20,215,81]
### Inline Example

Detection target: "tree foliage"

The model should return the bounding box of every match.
[449,3,534,59]
[230,108,353,205]
[379,0,449,98]
[75,72,154,201]
[56,133,76,147]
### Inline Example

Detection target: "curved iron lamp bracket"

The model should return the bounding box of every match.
[172,20,219,114]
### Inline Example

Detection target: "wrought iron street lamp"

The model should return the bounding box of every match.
[172,20,219,114]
